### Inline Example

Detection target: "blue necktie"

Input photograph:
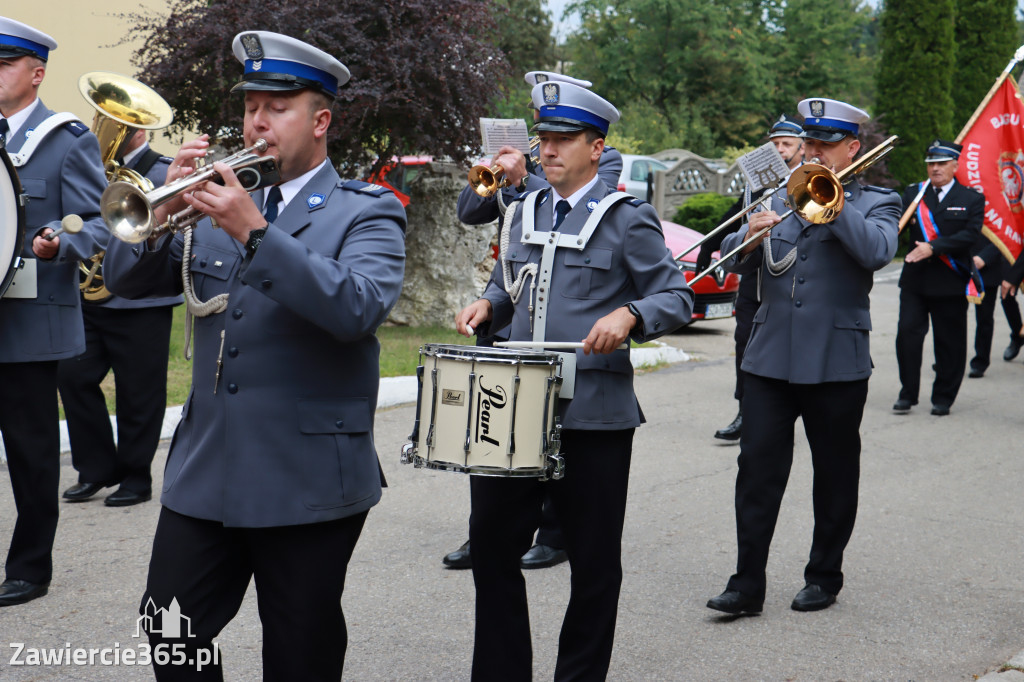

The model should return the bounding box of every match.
[0,118,9,147]
[554,200,571,230]
[263,185,283,222]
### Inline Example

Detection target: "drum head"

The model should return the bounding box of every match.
[421,343,559,365]
[0,147,26,296]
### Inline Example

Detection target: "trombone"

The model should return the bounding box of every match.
[687,135,898,287]
[467,137,541,198]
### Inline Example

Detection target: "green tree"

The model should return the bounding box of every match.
[875,0,956,187]
[491,0,558,122]
[953,0,1017,132]
[564,0,775,157]
[125,0,509,173]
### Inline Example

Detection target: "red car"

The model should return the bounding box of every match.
[660,220,740,322]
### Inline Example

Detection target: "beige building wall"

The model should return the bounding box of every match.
[6,3,179,155]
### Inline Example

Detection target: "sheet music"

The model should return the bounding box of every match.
[737,142,789,194]
[479,118,531,156]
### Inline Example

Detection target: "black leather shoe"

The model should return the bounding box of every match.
[892,399,914,414]
[1004,337,1023,361]
[442,540,472,569]
[930,404,951,416]
[0,579,49,607]
[103,488,152,507]
[714,410,742,441]
[968,367,985,378]
[791,584,836,611]
[520,544,568,569]
[63,481,111,501]
[706,590,763,615]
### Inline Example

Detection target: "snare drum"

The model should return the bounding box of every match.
[0,147,26,298]
[401,344,564,479]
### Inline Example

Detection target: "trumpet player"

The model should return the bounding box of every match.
[0,16,108,608]
[103,30,406,679]
[707,98,900,615]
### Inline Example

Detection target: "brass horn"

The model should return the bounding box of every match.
[687,135,898,287]
[76,72,173,300]
[102,139,275,244]
[467,137,540,198]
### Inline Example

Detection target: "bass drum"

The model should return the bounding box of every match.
[0,146,26,297]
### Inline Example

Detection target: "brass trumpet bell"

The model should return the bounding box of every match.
[468,163,507,198]
[786,163,844,225]
[79,72,174,168]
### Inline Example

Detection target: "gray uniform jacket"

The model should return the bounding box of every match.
[0,100,108,363]
[103,164,407,527]
[480,180,693,430]
[457,147,624,225]
[94,146,182,310]
[721,180,900,384]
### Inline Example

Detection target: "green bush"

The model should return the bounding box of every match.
[673,193,737,234]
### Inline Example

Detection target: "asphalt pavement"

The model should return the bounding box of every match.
[1,261,1023,681]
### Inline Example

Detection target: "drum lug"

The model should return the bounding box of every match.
[548,452,565,481]
[401,442,417,466]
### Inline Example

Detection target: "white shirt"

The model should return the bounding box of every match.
[122,142,150,167]
[933,178,955,203]
[551,173,602,222]
[263,159,328,215]
[0,98,41,145]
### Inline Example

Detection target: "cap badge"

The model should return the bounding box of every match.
[307,193,325,208]
[252,60,262,72]
[932,139,942,148]
[536,74,548,83]
[809,100,825,118]
[543,83,559,105]
[586,198,599,213]
[241,33,264,60]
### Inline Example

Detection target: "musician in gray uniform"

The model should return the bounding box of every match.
[456,82,692,680]
[708,98,900,615]
[59,128,181,507]
[103,31,405,679]
[0,17,108,607]
[456,71,623,226]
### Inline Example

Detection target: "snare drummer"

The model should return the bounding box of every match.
[455,83,693,680]
[0,16,109,607]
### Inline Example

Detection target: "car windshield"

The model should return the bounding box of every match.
[630,159,668,181]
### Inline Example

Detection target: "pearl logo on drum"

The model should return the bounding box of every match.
[475,380,508,447]
[441,389,464,406]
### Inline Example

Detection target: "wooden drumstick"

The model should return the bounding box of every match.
[44,214,84,241]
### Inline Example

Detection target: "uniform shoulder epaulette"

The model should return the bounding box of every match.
[625,196,644,207]
[340,179,393,196]
[158,156,174,164]
[63,120,89,137]
[864,185,897,194]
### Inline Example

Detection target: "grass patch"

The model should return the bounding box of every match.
[64,309,657,417]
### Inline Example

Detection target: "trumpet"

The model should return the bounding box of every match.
[467,137,540,198]
[102,139,279,244]
[687,135,897,287]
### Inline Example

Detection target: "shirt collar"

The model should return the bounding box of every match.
[1,98,41,143]
[933,178,955,198]
[552,173,602,217]
[264,158,329,212]
[121,142,149,167]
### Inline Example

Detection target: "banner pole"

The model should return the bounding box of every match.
[898,44,1024,233]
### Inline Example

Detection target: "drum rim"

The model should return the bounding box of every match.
[421,342,560,365]
[0,147,26,297]
[407,454,554,478]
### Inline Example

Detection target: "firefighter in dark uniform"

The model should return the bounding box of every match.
[709,97,900,615]
[893,140,984,415]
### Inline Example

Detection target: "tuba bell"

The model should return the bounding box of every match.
[77,72,174,301]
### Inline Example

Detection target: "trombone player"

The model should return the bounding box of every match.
[706,98,900,615]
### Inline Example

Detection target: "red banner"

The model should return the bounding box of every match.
[957,77,1024,263]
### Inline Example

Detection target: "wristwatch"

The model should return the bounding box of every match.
[245,227,267,256]
[515,174,529,192]
[626,302,642,331]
